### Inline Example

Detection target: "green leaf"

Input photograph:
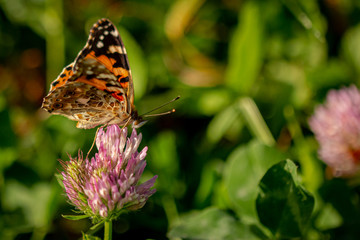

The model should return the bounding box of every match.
[307,59,352,90]
[256,159,315,238]
[341,24,360,76]
[237,97,275,146]
[318,179,360,226]
[205,102,243,146]
[168,207,257,240]
[0,147,17,172]
[82,232,102,240]
[281,0,325,42]
[90,220,105,231]
[225,1,264,94]
[315,203,343,231]
[149,131,180,193]
[62,214,90,221]
[197,88,232,116]
[224,140,285,222]
[194,159,223,206]
[4,181,54,228]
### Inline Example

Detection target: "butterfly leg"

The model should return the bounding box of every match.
[86,115,132,159]
[86,116,118,158]
[121,116,133,130]
[86,126,102,159]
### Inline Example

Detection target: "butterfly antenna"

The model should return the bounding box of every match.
[141,96,180,118]
[143,109,176,117]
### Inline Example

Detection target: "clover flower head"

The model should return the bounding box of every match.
[61,125,157,222]
[309,85,360,177]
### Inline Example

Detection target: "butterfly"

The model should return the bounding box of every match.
[41,18,146,129]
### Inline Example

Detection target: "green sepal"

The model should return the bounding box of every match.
[61,214,89,220]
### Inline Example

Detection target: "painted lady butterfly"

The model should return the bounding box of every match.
[42,18,145,129]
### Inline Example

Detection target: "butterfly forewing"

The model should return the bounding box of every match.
[74,18,134,105]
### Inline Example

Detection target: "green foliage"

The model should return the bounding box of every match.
[168,208,255,240]
[1,0,360,239]
[256,160,314,238]
[62,214,90,221]
[118,26,148,99]
[224,140,285,222]
[82,232,101,240]
[225,1,264,94]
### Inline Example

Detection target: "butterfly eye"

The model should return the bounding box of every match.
[132,119,148,128]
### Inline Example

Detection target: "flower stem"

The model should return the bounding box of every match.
[104,220,112,240]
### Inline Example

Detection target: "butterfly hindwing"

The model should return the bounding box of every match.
[42,58,130,129]
[42,81,127,129]
[48,63,74,92]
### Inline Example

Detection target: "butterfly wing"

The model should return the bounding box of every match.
[47,63,74,92]
[42,59,130,129]
[42,18,142,129]
[73,18,134,111]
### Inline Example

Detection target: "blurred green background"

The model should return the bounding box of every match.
[1,0,360,239]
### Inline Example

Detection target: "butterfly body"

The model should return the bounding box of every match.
[42,18,144,128]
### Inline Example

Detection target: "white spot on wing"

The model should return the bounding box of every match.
[98,73,117,80]
[104,30,109,35]
[99,35,104,40]
[97,41,104,48]
[76,98,90,104]
[110,30,118,37]
[107,86,122,92]
[109,45,126,54]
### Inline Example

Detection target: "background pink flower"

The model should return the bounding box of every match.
[309,85,360,177]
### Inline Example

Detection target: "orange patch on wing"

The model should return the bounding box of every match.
[75,76,107,91]
[49,69,74,91]
[85,52,129,79]
[77,53,129,103]
[113,67,129,79]
[86,52,114,72]
[75,76,125,102]
[120,82,128,89]
[111,93,124,102]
